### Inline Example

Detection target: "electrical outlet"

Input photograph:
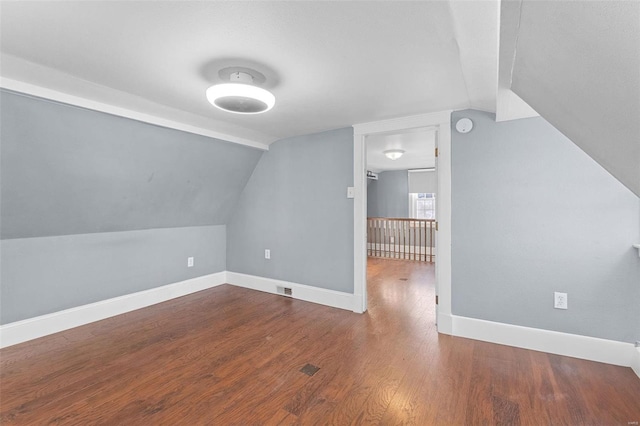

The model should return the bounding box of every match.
[265,249,271,259]
[554,292,567,309]
[390,236,395,244]
[187,257,194,267]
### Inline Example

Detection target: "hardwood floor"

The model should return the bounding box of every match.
[1,258,639,424]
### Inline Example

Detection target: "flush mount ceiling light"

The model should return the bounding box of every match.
[206,71,275,114]
[384,149,405,160]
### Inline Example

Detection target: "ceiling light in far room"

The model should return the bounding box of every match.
[384,149,405,160]
[206,71,275,114]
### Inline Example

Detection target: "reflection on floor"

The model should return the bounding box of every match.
[1,258,639,424]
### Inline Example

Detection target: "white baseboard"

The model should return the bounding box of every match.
[447,314,638,371]
[631,347,640,379]
[226,271,355,312]
[437,311,453,335]
[3,273,637,379]
[0,272,226,348]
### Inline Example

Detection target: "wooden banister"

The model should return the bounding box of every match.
[367,217,435,263]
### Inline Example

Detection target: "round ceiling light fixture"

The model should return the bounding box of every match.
[206,71,275,114]
[384,149,405,160]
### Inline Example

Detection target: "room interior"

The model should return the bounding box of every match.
[1,1,639,423]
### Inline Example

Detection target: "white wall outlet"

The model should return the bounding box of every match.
[187,257,194,267]
[390,236,395,243]
[554,292,568,309]
[265,249,271,259]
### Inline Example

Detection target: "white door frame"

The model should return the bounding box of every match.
[352,111,453,334]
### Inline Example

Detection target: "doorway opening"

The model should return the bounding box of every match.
[352,112,452,334]
[366,129,436,263]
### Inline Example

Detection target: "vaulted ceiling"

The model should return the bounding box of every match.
[0,1,498,147]
[1,1,638,196]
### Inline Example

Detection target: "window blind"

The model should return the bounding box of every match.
[408,169,436,193]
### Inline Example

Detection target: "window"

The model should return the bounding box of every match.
[409,193,436,219]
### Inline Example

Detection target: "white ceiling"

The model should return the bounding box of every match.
[0,1,499,147]
[366,129,436,173]
[3,1,636,196]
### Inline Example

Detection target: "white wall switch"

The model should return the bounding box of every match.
[265,249,271,259]
[187,257,194,267]
[347,187,355,199]
[554,292,568,309]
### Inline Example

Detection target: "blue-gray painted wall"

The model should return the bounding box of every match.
[1,226,226,323]
[367,170,409,218]
[1,90,263,239]
[451,109,640,343]
[0,90,263,323]
[227,128,354,293]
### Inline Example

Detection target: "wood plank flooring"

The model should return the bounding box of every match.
[1,258,639,424]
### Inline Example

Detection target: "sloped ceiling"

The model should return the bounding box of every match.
[2,1,635,197]
[506,0,640,197]
[0,1,499,147]
[1,90,263,239]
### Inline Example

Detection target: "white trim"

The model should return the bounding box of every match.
[353,111,451,136]
[353,130,368,313]
[437,312,454,335]
[451,314,638,369]
[352,111,452,324]
[226,272,355,312]
[0,272,227,348]
[3,270,638,375]
[0,78,270,151]
[0,271,354,349]
[632,347,640,379]
[435,121,452,334]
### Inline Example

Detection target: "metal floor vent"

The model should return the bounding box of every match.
[399,278,408,281]
[276,286,293,297]
[300,364,320,377]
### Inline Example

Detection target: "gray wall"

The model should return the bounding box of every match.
[367,170,409,218]
[1,90,263,239]
[451,109,640,343]
[1,90,263,323]
[1,226,225,323]
[227,127,354,293]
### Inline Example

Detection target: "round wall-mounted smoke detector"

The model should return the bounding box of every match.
[455,118,473,133]
[206,70,275,114]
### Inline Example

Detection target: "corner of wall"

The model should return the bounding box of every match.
[632,346,640,379]
[0,272,227,348]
